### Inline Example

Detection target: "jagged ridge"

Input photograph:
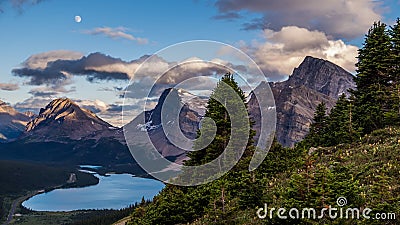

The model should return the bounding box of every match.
[249,56,356,147]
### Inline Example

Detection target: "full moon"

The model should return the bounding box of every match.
[75,15,82,23]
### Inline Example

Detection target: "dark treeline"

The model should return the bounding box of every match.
[70,199,151,225]
[0,197,4,221]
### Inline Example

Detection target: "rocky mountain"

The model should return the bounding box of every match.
[0,56,355,174]
[0,100,30,142]
[249,56,356,147]
[0,98,141,175]
[124,56,355,158]
[286,56,355,98]
[24,98,118,142]
[124,88,207,164]
[0,90,204,174]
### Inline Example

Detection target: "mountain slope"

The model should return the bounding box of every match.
[287,56,355,98]
[125,127,400,224]
[24,98,116,141]
[124,88,206,164]
[0,100,30,142]
[0,98,142,175]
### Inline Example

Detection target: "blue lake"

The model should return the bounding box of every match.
[22,173,165,212]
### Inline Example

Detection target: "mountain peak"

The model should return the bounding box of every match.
[0,100,15,114]
[249,56,356,147]
[288,56,355,98]
[39,98,75,114]
[25,98,112,141]
[49,97,75,106]
[303,55,325,62]
[0,101,30,142]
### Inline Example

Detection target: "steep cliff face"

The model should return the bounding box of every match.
[287,56,356,98]
[271,84,337,146]
[0,100,30,142]
[124,88,207,163]
[249,56,355,147]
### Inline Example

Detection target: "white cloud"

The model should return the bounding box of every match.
[0,83,19,91]
[215,0,382,39]
[0,0,47,13]
[83,27,149,44]
[240,26,358,80]
[22,50,84,70]
[75,99,109,113]
[14,96,52,113]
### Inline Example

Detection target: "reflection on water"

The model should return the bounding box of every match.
[22,173,164,212]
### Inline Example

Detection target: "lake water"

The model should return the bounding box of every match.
[22,173,165,211]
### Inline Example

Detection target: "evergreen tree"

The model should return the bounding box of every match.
[387,18,400,125]
[303,102,327,147]
[186,72,250,167]
[352,21,393,133]
[325,94,360,146]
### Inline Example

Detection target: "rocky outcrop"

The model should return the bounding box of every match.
[0,100,30,142]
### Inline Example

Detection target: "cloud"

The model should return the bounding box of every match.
[13,52,134,86]
[237,26,358,80]
[159,58,234,84]
[83,27,149,44]
[28,89,57,97]
[74,99,133,127]
[0,0,47,13]
[21,50,84,70]
[14,50,248,90]
[28,85,74,97]
[14,96,52,113]
[122,57,243,101]
[13,50,253,109]
[12,50,83,88]
[0,82,19,91]
[214,0,382,39]
[176,76,218,92]
[74,99,109,114]
[213,11,241,20]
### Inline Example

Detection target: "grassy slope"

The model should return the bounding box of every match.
[126,127,400,225]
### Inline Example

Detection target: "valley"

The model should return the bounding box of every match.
[0,54,395,224]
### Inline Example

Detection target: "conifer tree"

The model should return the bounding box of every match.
[325,94,360,146]
[352,21,393,133]
[303,102,327,147]
[186,72,251,167]
[387,18,400,125]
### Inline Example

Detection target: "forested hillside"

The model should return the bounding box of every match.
[122,20,400,225]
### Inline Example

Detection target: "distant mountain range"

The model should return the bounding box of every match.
[0,56,355,174]
[0,100,31,142]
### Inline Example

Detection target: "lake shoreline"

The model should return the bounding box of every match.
[22,172,164,212]
[5,177,100,225]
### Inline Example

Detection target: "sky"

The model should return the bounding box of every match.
[0,0,399,126]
